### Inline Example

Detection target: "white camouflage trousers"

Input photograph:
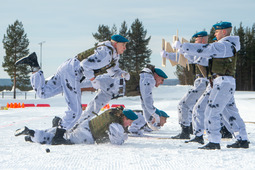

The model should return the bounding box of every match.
[205,76,248,143]
[31,127,57,144]
[192,85,235,137]
[192,84,212,136]
[29,122,95,145]
[67,120,95,144]
[77,74,123,122]
[30,58,83,130]
[178,77,208,127]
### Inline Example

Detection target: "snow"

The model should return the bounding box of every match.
[1,85,255,169]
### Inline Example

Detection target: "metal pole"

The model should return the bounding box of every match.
[38,41,46,69]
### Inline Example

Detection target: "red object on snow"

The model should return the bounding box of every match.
[111,104,125,108]
[36,104,50,107]
[82,104,87,110]
[24,104,35,107]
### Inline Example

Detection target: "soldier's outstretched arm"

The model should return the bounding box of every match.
[161,50,179,62]
[181,42,226,58]
[108,123,128,145]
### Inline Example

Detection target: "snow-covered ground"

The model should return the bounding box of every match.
[1,85,255,169]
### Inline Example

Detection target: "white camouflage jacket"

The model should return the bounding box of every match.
[181,36,240,59]
[80,41,125,80]
[139,68,160,126]
[161,50,210,66]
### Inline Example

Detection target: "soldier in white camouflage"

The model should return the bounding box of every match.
[173,22,249,149]
[162,31,210,140]
[15,107,138,145]
[15,35,130,132]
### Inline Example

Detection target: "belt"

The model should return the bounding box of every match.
[195,74,204,79]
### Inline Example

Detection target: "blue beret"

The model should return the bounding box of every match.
[111,35,129,43]
[154,68,168,79]
[213,37,217,41]
[155,109,161,116]
[192,31,208,38]
[213,22,232,30]
[123,109,138,120]
[159,110,169,118]
[155,109,169,118]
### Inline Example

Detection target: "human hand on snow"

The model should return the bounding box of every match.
[147,111,160,131]
[147,122,159,131]
[121,72,130,81]
[130,129,144,137]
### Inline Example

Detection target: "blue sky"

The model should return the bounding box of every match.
[1,0,255,79]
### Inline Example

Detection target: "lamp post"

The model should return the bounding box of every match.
[38,41,46,69]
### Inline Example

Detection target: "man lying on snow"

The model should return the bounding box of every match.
[15,107,138,145]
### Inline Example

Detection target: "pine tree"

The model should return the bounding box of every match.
[175,65,186,85]
[234,23,246,90]
[123,19,152,95]
[92,25,112,43]
[128,19,152,73]
[208,27,215,43]
[119,21,129,38]
[111,24,117,35]
[118,21,132,71]
[174,64,195,85]
[244,25,255,90]
[2,20,30,98]
[251,24,255,90]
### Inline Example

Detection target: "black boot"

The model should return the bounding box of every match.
[171,125,190,139]
[198,142,221,150]
[15,52,40,72]
[24,135,33,142]
[51,128,72,145]
[220,126,232,138]
[52,116,62,127]
[185,135,204,144]
[189,122,193,135]
[15,126,35,137]
[226,140,249,148]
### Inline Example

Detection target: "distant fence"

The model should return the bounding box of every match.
[0,90,92,100]
[0,91,38,100]
[1,86,152,99]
